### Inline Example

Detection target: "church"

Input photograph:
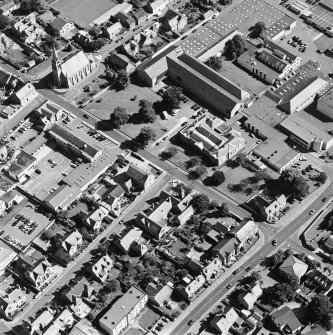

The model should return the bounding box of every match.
[52,45,98,88]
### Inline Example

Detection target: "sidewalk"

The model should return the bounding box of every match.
[159,229,265,335]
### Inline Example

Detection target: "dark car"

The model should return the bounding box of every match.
[272,239,277,246]
[188,320,194,326]
[245,266,252,272]
[233,269,240,274]
[83,114,90,119]
[323,197,327,202]
[227,283,233,289]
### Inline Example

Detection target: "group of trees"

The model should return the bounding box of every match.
[115,70,129,90]
[0,15,12,30]
[20,0,46,14]
[251,21,266,38]
[224,34,246,59]
[110,107,129,129]
[135,127,157,150]
[205,56,223,71]
[212,170,225,186]
[138,99,157,123]
[307,295,333,330]
[277,168,309,198]
[160,146,178,160]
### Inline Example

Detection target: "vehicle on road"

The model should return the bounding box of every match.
[233,269,240,274]
[245,266,252,272]
[272,239,277,246]
[188,320,194,326]
[309,210,315,215]
[83,114,90,119]
[227,283,233,289]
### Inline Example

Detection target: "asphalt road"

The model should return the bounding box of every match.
[170,184,333,335]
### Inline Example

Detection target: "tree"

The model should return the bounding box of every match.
[218,203,229,217]
[0,15,11,30]
[21,0,46,14]
[192,194,210,212]
[42,229,55,240]
[205,56,223,71]
[116,70,129,90]
[139,99,156,123]
[278,168,309,198]
[187,156,201,168]
[197,221,212,235]
[189,165,206,180]
[188,215,201,229]
[110,107,129,129]
[293,176,309,198]
[264,283,296,305]
[136,127,157,149]
[249,271,262,282]
[159,147,178,160]
[54,249,72,265]
[105,279,120,293]
[162,86,182,111]
[253,21,266,37]
[281,272,299,289]
[105,70,116,82]
[212,171,225,185]
[269,250,287,267]
[308,295,333,324]
[224,34,246,58]
[317,172,328,184]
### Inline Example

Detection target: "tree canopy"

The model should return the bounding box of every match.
[205,56,223,71]
[225,34,246,58]
[252,21,266,37]
[139,99,157,123]
[162,86,182,111]
[192,194,210,212]
[110,107,129,129]
[212,170,225,185]
[135,127,157,149]
[159,147,178,160]
[307,295,333,325]
[0,15,12,30]
[218,202,230,217]
[278,168,309,198]
[116,70,129,90]
[263,282,296,306]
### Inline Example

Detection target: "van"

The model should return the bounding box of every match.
[162,111,170,120]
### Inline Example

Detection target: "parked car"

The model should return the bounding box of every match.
[272,239,277,246]
[233,269,240,274]
[227,283,233,289]
[188,320,194,326]
[309,210,315,215]
[323,197,327,202]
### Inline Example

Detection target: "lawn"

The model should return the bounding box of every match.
[138,308,160,330]
[216,166,262,204]
[51,0,117,27]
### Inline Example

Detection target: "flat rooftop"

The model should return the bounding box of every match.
[319,87,333,109]
[99,286,146,331]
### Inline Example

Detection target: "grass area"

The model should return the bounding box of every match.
[169,239,188,259]
[51,0,117,27]
[138,308,160,330]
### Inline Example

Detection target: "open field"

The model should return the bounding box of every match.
[51,0,117,27]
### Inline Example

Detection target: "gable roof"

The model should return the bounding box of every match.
[50,17,71,31]
[61,51,90,78]
[280,255,308,279]
[271,306,302,332]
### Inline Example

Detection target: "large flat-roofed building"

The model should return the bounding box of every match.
[7,150,36,183]
[167,53,249,116]
[279,113,333,151]
[179,114,245,165]
[289,0,309,15]
[137,45,182,87]
[99,286,147,335]
[271,61,328,113]
[253,139,300,173]
[317,88,333,120]
[319,0,333,11]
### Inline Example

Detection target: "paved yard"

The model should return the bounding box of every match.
[138,308,160,330]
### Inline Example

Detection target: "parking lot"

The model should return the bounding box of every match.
[1,202,51,246]
[22,142,75,200]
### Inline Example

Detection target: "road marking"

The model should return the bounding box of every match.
[313,33,323,41]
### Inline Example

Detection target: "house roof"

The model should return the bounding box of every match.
[325,236,333,250]
[279,255,308,279]
[50,17,71,31]
[61,51,91,78]
[126,165,149,183]
[8,150,36,177]
[212,237,239,257]
[13,82,35,101]
[271,306,302,333]
[119,227,143,251]
[69,318,102,335]
[44,184,81,211]
[232,220,257,243]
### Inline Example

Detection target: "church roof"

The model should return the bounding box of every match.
[61,51,90,78]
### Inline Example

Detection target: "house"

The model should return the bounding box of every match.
[90,255,113,283]
[24,259,55,290]
[132,9,151,25]
[7,150,36,183]
[52,47,98,88]
[325,236,333,252]
[84,207,109,231]
[0,190,24,208]
[146,282,173,306]
[12,13,47,44]
[178,274,205,300]
[69,318,103,335]
[44,309,75,335]
[279,255,308,281]
[0,243,16,275]
[100,184,126,215]
[212,238,241,267]
[61,277,98,304]
[238,281,262,310]
[179,115,245,166]
[103,22,123,40]
[9,82,37,106]
[0,288,26,320]
[162,9,187,32]
[126,165,155,191]
[30,310,54,334]
[99,286,147,335]
[147,0,171,16]
[34,102,66,129]
[114,227,143,254]
[0,0,19,15]
[304,269,333,294]
[61,230,83,256]
[50,17,75,37]
[108,53,135,73]
[231,220,258,245]
[249,194,286,223]
[114,12,135,30]
[270,306,302,334]
[210,307,239,334]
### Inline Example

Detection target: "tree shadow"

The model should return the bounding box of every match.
[120,139,139,151]
[203,176,215,187]
[95,119,113,131]
[128,112,145,125]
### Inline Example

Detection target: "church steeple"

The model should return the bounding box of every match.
[52,43,61,87]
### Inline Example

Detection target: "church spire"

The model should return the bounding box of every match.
[52,43,61,87]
